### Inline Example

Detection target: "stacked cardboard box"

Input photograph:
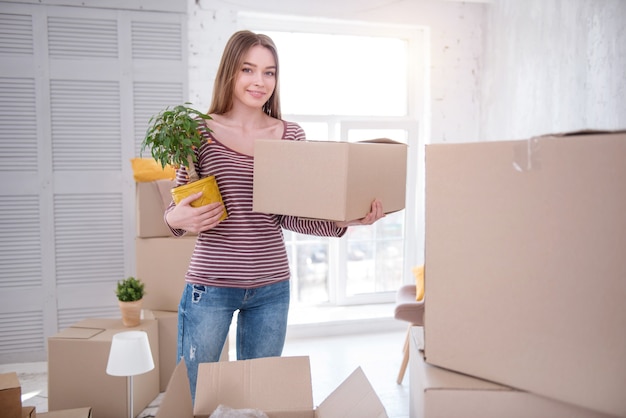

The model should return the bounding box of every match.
[421,131,626,417]
[135,179,228,393]
[135,179,194,314]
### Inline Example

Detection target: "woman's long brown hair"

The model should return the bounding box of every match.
[208,30,282,119]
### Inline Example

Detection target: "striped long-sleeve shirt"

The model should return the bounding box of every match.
[165,120,347,288]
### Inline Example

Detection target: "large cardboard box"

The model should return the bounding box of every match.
[253,139,407,221]
[409,327,613,418]
[0,372,21,418]
[424,131,626,416]
[143,310,230,392]
[48,318,159,418]
[136,180,176,238]
[156,356,388,418]
[136,236,196,311]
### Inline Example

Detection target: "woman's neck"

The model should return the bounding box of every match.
[221,105,272,128]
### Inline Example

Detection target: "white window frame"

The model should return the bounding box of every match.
[238,13,429,305]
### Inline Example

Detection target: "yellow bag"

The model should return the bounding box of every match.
[130,158,175,182]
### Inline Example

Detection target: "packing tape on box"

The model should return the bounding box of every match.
[513,136,542,172]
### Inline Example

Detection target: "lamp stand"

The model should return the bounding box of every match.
[127,375,134,418]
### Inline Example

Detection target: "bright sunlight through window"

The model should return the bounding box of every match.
[264,31,408,116]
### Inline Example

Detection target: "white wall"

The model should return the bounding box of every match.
[187,0,487,144]
[480,0,626,141]
[187,0,626,144]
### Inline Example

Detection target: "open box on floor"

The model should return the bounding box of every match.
[156,356,388,418]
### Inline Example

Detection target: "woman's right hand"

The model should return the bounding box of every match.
[165,192,225,233]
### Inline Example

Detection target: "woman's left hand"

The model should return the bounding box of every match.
[335,199,385,228]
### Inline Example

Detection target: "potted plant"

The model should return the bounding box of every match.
[115,276,145,327]
[141,103,227,219]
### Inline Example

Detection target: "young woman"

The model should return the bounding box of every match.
[164,30,384,400]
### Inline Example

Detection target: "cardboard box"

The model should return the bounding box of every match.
[253,139,407,221]
[48,318,159,418]
[143,310,230,392]
[136,180,176,238]
[38,407,92,417]
[21,406,35,417]
[409,327,613,418]
[136,236,196,311]
[0,372,21,418]
[424,131,626,416]
[156,356,388,418]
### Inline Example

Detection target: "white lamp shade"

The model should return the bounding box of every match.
[106,331,155,377]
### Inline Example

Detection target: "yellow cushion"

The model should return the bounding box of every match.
[412,265,425,301]
[131,158,175,182]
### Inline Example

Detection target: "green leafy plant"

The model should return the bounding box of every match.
[141,103,212,183]
[115,276,145,302]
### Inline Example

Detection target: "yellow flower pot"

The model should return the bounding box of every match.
[171,176,227,221]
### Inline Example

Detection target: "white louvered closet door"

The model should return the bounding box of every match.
[0,1,187,363]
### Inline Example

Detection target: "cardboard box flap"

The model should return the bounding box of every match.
[316,367,388,418]
[53,327,103,340]
[21,406,35,417]
[155,360,194,418]
[194,356,314,416]
[38,407,93,417]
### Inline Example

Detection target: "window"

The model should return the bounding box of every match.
[240,15,425,306]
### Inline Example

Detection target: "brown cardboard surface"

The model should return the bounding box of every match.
[253,139,407,221]
[154,358,193,418]
[135,236,196,311]
[0,372,22,418]
[136,180,176,238]
[423,131,626,416]
[316,367,387,418]
[47,319,159,418]
[144,310,179,392]
[156,356,388,418]
[38,407,92,417]
[143,310,230,392]
[409,328,614,418]
[194,356,313,416]
[21,406,36,417]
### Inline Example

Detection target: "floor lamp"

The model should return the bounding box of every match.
[106,330,155,418]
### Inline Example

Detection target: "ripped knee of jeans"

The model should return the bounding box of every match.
[189,344,196,360]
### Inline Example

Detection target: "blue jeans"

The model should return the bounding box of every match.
[177,280,290,402]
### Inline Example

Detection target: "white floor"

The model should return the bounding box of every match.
[1,315,410,417]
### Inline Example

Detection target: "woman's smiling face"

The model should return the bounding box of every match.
[233,44,277,110]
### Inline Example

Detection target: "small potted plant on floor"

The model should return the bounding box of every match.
[141,103,227,220]
[116,276,145,327]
